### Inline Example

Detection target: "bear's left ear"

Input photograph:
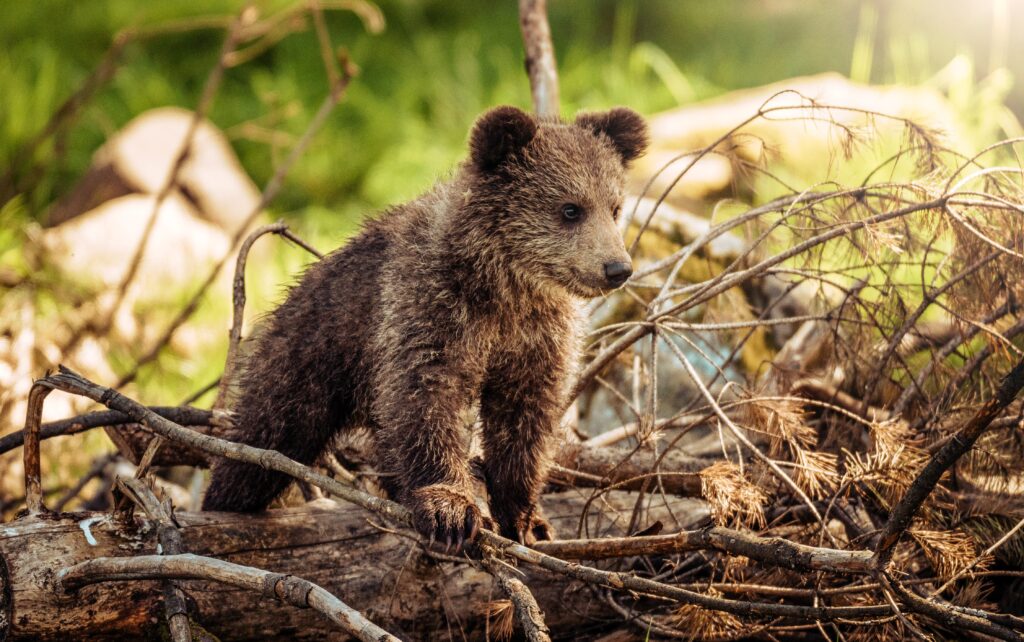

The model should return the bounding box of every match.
[469,105,538,172]
[575,107,649,166]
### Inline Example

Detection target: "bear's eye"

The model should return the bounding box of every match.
[561,203,583,222]
[613,204,622,221]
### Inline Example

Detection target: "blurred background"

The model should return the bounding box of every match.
[5,0,1023,225]
[1,0,1022,498]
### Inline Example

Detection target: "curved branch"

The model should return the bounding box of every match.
[0,406,215,457]
[57,553,399,642]
[116,57,356,389]
[21,382,54,514]
[214,221,321,409]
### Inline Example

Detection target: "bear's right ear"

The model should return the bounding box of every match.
[469,106,538,172]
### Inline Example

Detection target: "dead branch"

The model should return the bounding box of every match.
[0,406,214,457]
[874,355,1024,568]
[533,527,872,572]
[7,403,712,499]
[116,477,192,642]
[33,366,405,519]
[480,545,552,642]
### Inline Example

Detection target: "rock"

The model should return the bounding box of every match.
[48,107,261,235]
[41,192,231,300]
[623,195,746,261]
[634,72,963,209]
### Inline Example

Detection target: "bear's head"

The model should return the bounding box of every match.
[466,104,648,298]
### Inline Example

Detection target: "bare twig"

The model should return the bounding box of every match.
[96,10,250,344]
[874,356,1024,568]
[214,220,322,410]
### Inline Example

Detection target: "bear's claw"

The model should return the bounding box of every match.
[496,506,556,545]
[409,483,492,553]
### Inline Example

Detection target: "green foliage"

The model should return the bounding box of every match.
[4,0,1021,232]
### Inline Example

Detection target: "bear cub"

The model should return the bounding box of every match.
[203,105,649,546]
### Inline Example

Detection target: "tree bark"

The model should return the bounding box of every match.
[0,491,707,641]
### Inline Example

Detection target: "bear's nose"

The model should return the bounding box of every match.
[603,261,633,287]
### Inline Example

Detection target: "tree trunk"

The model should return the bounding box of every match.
[0,491,707,641]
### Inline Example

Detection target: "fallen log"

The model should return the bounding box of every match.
[0,491,707,641]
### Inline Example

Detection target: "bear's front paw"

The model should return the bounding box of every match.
[408,483,493,551]
[495,506,556,545]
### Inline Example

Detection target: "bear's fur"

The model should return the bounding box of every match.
[202,105,649,545]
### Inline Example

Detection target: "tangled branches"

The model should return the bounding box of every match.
[561,94,1024,640]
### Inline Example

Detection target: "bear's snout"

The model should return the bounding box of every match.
[603,260,632,288]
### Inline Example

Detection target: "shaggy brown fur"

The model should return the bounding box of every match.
[203,105,649,545]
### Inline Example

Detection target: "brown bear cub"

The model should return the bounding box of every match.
[203,105,648,546]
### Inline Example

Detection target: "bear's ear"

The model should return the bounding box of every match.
[469,105,538,172]
[575,107,649,165]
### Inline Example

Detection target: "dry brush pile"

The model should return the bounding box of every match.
[3,2,1024,641]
